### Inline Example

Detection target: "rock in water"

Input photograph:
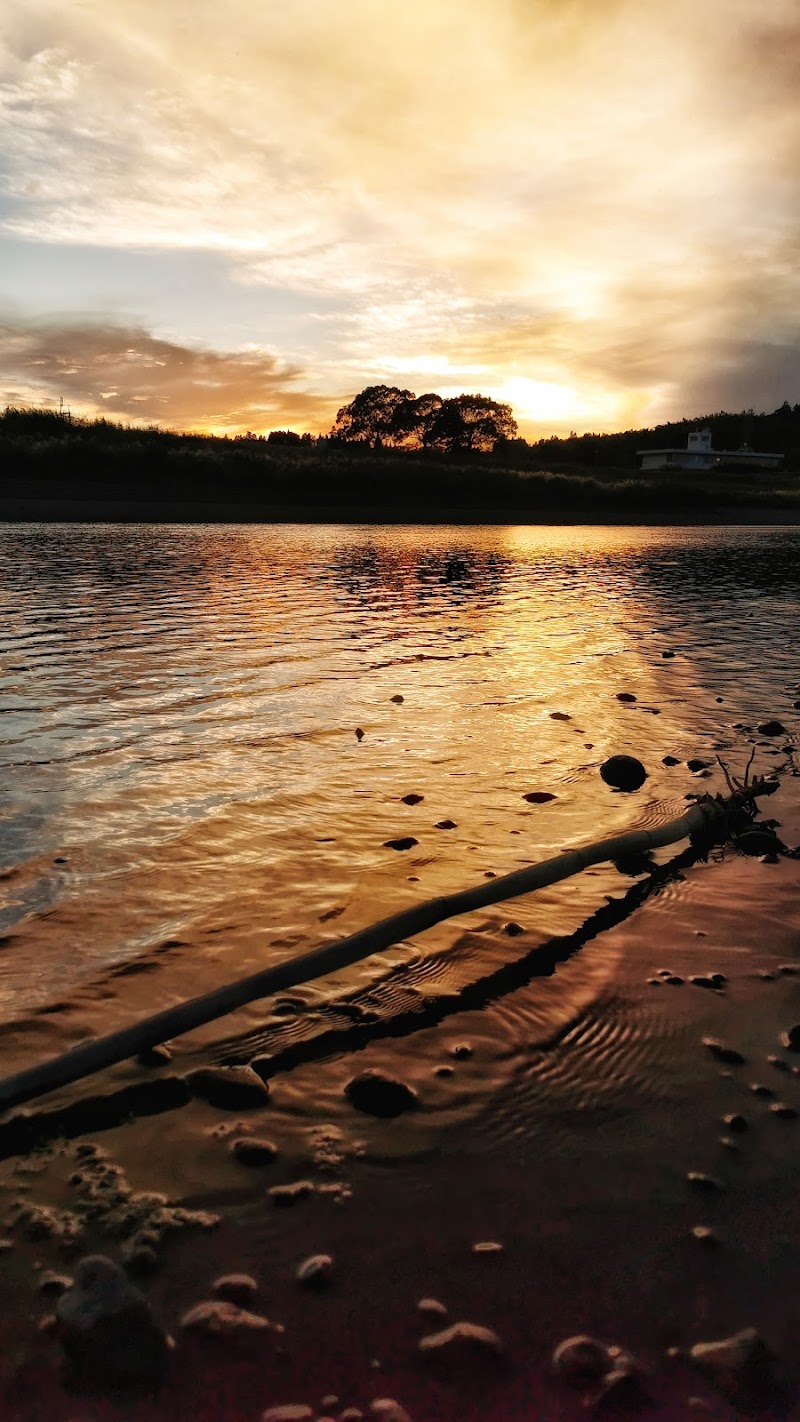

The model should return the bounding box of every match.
[600,756,647,792]
[296,1254,335,1287]
[212,1274,260,1306]
[180,1299,272,1337]
[419,1321,503,1358]
[370,1400,413,1422]
[780,1024,800,1051]
[757,720,785,737]
[689,1328,786,1410]
[344,1070,418,1118]
[229,1136,278,1166]
[552,1335,612,1384]
[185,1066,271,1109]
[522,791,557,804]
[55,1254,170,1394]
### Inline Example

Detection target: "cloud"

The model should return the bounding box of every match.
[0,0,798,432]
[0,320,338,432]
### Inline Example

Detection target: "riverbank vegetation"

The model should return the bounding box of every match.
[1,400,798,520]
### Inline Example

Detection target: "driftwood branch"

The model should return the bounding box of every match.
[0,779,777,1117]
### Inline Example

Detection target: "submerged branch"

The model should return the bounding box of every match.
[0,779,777,1117]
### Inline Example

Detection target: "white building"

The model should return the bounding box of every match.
[638,428,783,472]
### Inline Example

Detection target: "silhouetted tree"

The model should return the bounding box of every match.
[330,385,416,446]
[422,394,517,453]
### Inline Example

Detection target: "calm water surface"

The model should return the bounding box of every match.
[0,523,798,1089]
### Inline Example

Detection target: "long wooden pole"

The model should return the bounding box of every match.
[0,785,773,1117]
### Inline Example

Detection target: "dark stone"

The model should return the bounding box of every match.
[451,1043,473,1060]
[419,1320,503,1357]
[434,1066,454,1078]
[383,837,419,851]
[185,1067,271,1110]
[778,964,800,975]
[434,820,457,830]
[780,1024,800,1051]
[616,693,637,702]
[662,755,680,766]
[600,756,647,792]
[122,1245,159,1276]
[55,1255,170,1395]
[703,1038,745,1064]
[268,1181,315,1207]
[549,711,571,721]
[757,720,786,737]
[750,1083,774,1098]
[767,1054,789,1071]
[770,1102,798,1119]
[689,1328,788,1412]
[390,695,404,704]
[686,1172,722,1191]
[229,1137,278,1167]
[355,728,365,740]
[691,976,724,991]
[344,1070,418,1118]
[503,922,525,936]
[180,1299,271,1336]
[296,1253,334,1287]
[401,793,424,805]
[664,975,684,986]
[552,1335,611,1383]
[687,758,711,773]
[522,791,557,803]
[212,1274,259,1306]
[38,1271,73,1297]
[661,650,676,658]
[722,1113,748,1133]
[137,1044,172,1068]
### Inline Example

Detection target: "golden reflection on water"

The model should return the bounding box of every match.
[0,523,798,1071]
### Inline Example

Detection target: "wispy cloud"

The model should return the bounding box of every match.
[0,0,798,433]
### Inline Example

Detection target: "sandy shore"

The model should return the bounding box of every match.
[1,779,799,1421]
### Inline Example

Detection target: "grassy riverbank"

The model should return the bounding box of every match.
[2,409,799,523]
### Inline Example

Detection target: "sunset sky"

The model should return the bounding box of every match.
[1,0,798,438]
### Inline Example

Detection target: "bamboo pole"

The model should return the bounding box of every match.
[0,783,774,1117]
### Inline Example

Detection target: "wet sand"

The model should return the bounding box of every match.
[1,789,799,1422]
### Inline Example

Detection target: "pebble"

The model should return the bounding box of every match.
[181,1299,272,1336]
[401,793,423,804]
[370,1401,413,1422]
[419,1321,503,1357]
[212,1274,260,1306]
[522,791,557,803]
[599,755,647,792]
[780,1024,800,1051]
[703,1038,745,1065]
[750,1083,774,1098]
[718,1137,739,1152]
[616,692,637,702]
[664,975,684,986]
[552,1335,611,1383]
[687,758,710,773]
[757,720,786,737]
[417,1298,448,1317]
[587,1367,650,1414]
[691,1225,722,1245]
[296,1253,335,1286]
[344,1070,418,1118]
[503,922,525,935]
[686,1172,722,1192]
[339,1411,364,1421]
[230,1136,279,1167]
[355,729,365,741]
[434,1065,454,1078]
[778,964,800,975]
[451,1043,472,1059]
[689,1327,781,1408]
[383,837,418,851]
[56,1255,170,1393]
[661,650,676,658]
[767,1054,789,1071]
[550,711,571,720]
[268,1181,315,1207]
[390,695,404,704]
[722,1113,748,1133]
[321,1398,339,1411]
[185,1066,271,1110]
[770,1102,797,1119]
[691,976,723,991]
[434,819,457,830]
[261,1408,314,1422]
[472,1240,503,1254]
[37,1271,73,1297]
[662,755,681,766]
[122,1244,159,1276]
